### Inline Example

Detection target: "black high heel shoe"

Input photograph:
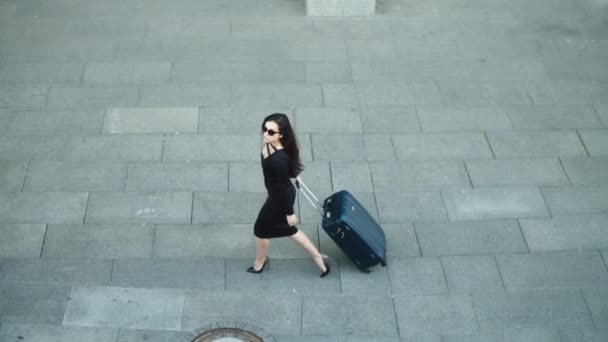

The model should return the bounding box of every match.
[320,256,330,278]
[247,257,269,273]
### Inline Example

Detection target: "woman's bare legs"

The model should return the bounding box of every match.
[253,237,270,270]
[290,230,327,272]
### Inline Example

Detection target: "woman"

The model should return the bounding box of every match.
[248,113,330,278]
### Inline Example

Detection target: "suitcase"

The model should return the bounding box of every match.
[297,181,387,273]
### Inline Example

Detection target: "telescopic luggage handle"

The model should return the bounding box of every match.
[295,180,324,217]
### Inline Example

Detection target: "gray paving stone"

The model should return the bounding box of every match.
[118,329,193,342]
[360,106,420,134]
[391,133,492,160]
[163,134,259,161]
[145,17,230,40]
[0,136,67,161]
[231,83,323,107]
[226,259,340,294]
[295,107,362,134]
[507,105,602,130]
[579,129,608,156]
[313,18,394,39]
[0,162,26,192]
[181,291,301,335]
[595,103,608,127]
[549,81,605,105]
[370,161,470,191]
[153,224,254,259]
[0,37,115,62]
[103,107,198,134]
[347,40,399,60]
[364,135,396,161]
[15,18,147,41]
[472,289,594,331]
[330,161,372,192]
[0,62,83,83]
[286,39,349,61]
[115,38,204,61]
[375,191,447,223]
[66,135,163,161]
[0,283,69,325]
[443,326,562,342]
[393,294,478,335]
[193,192,266,224]
[63,286,185,330]
[199,107,294,134]
[561,157,608,185]
[311,134,366,161]
[232,60,307,82]
[0,192,87,224]
[306,61,352,83]
[302,295,398,336]
[322,83,359,108]
[415,220,527,256]
[487,131,587,158]
[171,59,232,82]
[127,162,227,192]
[112,259,224,290]
[520,215,608,251]
[561,329,608,342]
[0,224,46,258]
[357,82,443,107]
[466,158,569,187]
[437,81,494,106]
[487,82,535,106]
[339,260,391,295]
[85,192,191,224]
[442,187,550,221]
[43,224,153,258]
[581,288,608,328]
[48,85,138,108]
[441,255,504,292]
[0,258,112,285]
[138,84,231,107]
[228,162,266,192]
[8,109,105,135]
[154,223,319,259]
[389,257,447,295]
[0,110,13,134]
[504,250,608,290]
[0,85,48,107]
[541,186,608,215]
[24,161,126,192]
[0,324,119,342]
[418,106,512,133]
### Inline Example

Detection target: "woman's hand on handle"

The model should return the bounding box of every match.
[286,214,298,226]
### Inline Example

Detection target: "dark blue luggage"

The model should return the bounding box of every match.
[297,182,387,273]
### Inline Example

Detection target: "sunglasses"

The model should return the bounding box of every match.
[262,126,280,136]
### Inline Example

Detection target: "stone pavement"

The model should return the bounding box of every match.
[1,0,608,341]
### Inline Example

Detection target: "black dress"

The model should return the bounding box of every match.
[253,144,298,239]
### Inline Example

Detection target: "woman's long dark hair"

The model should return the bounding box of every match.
[262,113,303,177]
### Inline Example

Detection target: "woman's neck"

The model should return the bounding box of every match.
[270,141,283,150]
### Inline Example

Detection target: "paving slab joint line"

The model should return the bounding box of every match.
[515,219,531,253]
[38,224,49,258]
[575,129,591,157]
[462,160,474,189]
[557,157,573,185]
[412,223,423,257]
[82,192,91,225]
[190,192,195,224]
[492,254,508,291]
[600,249,608,273]
[388,135,398,160]
[413,105,423,133]
[483,131,496,159]
[537,186,554,218]
[20,161,30,192]
[578,288,598,329]
[590,103,604,127]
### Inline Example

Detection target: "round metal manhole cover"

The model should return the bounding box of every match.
[188,322,277,342]
[192,327,263,342]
